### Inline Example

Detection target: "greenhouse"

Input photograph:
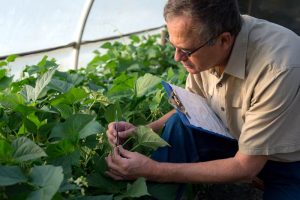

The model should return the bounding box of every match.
[1,0,300,199]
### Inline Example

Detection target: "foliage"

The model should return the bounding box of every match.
[0,34,187,199]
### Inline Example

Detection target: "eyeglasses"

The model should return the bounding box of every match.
[165,35,217,58]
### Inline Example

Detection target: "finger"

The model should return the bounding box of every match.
[112,146,123,160]
[106,131,115,146]
[118,127,135,138]
[117,145,132,159]
[105,170,124,180]
[106,123,118,145]
[107,122,116,130]
[106,154,123,172]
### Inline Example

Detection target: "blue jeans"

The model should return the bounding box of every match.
[152,114,300,200]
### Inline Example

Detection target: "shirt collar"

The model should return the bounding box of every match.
[224,16,249,80]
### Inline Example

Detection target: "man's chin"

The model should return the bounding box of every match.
[185,66,199,74]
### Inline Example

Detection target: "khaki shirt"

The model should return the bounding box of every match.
[186,15,300,162]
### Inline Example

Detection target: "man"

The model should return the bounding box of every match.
[106,0,300,199]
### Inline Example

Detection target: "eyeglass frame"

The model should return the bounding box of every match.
[165,34,218,58]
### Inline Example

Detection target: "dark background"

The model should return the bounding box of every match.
[238,0,300,35]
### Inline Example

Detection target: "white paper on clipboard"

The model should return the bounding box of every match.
[169,83,233,139]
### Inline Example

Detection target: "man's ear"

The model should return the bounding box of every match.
[218,32,234,50]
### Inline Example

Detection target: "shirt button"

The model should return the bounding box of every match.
[217,83,223,88]
[221,107,225,111]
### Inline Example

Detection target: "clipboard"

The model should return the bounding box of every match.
[162,81,235,140]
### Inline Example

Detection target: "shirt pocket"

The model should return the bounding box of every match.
[229,95,244,136]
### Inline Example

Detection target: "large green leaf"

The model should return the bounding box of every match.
[21,68,56,101]
[114,178,149,200]
[12,137,47,162]
[52,103,73,119]
[46,139,75,159]
[87,173,126,194]
[26,112,47,129]
[48,78,74,93]
[27,165,64,200]
[135,73,161,97]
[0,165,27,186]
[0,76,13,90]
[104,103,122,123]
[0,139,13,162]
[108,73,136,98]
[50,150,80,171]
[50,87,87,106]
[72,195,113,200]
[147,182,179,200]
[133,126,170,151]
[0,93,25,109]
[14,104,37,116]
[54,71,84,86]
[49,114,103,142]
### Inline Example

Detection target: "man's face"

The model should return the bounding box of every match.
[166,15,228,74]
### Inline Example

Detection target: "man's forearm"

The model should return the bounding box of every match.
[147,109,176,133]
[146,151,267,184]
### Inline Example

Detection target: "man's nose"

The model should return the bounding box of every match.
[174,48,188,62]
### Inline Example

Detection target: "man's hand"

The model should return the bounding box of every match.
[106,122,136,146]
[105,146,156,180]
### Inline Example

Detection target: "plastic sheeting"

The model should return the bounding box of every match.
[0,0,167,78]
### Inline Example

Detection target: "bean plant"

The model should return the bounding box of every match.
[0,34,187,200]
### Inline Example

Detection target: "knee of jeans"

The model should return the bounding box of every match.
[165,113,182,127]
[163,113,187,139]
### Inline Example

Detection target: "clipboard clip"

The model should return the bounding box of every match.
[168,90,191,119]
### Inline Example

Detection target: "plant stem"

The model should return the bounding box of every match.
[130,144,140,152]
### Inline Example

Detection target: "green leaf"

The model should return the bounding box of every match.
[147,182,179,200]
[54,71,84,86]
[51,150,80,170]
[27,112,47,129]
[0,165,27,186]
[12,137,47,162]
[72,195,113,200]
[104,103,122,123]
[130,35,140,43]
[87,173,126,194]
[132,126,170,151]
[21,68,56,101]
[0,93,25,109]
[114,178,149,200]
[48,78,74,93]
[89,91,111,107]
[0,69,7,79]
[49,114,102,142]
[6,54,18,62]
[0,76,13,90]
[27,165,64,200]
[135,73,161,97]
[0,61,7,67]
[14,104,37,116]
[101,42,112,49]
[23,118,38,134]
[46,139,75,159]
[108,73,135,97]
[146,47,158,59]
[0,139,13,162]
[52,103,73,119]
[51,87,87,106]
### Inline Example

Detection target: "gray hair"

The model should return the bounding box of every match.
[164,0,242,40]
